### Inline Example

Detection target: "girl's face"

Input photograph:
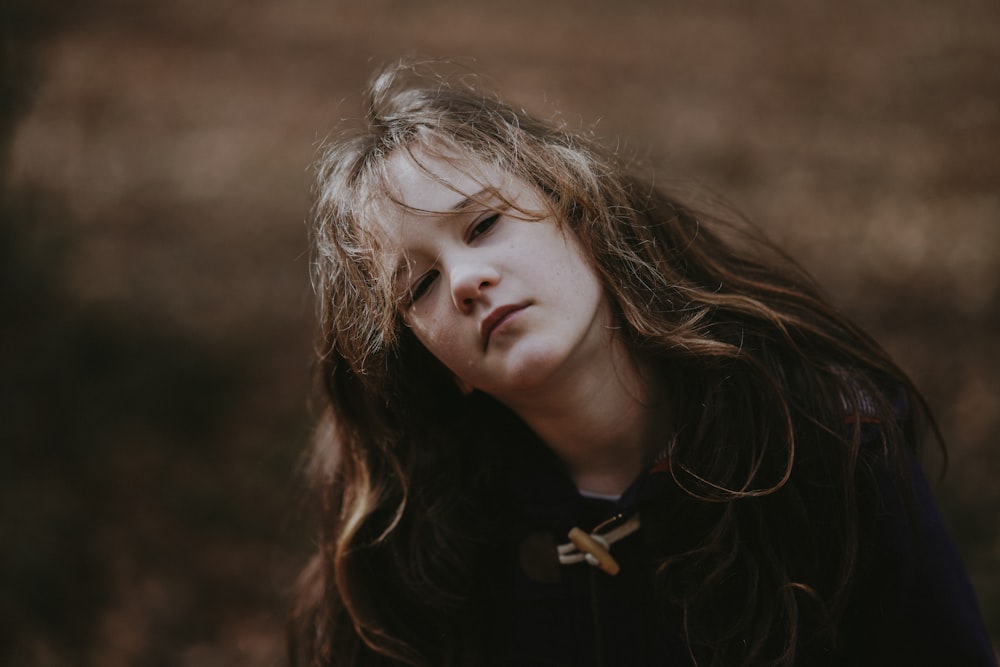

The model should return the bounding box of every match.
[374,147,613,405]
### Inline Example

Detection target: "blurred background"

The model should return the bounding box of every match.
[2,0,997,664]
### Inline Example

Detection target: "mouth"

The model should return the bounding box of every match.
[480,304,527,348]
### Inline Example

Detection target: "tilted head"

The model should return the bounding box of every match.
[312,62,684,411]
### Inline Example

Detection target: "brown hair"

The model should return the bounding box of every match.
[291,60,938,666]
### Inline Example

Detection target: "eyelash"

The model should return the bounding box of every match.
[409,271,438,302]
[469,212,500,241]
[406,211,502,305]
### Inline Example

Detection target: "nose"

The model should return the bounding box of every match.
[450,260,499,312]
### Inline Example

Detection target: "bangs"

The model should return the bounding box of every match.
[384,137,556,224]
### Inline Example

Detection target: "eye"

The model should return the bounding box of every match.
[409,270,439,303]
[468,212,500,241]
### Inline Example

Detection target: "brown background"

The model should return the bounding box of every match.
[2,0,998,664]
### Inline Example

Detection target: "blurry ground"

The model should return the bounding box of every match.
[2,0,998,664]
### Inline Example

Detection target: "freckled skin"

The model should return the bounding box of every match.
[375,148,614,407]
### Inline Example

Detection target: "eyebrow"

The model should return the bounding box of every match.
[390,188,493,282]
[448,187,491,212]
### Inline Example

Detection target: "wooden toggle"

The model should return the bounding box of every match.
[567,527,621,576]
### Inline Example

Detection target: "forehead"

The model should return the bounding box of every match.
[365,146,521,256]
[380,146,513,214]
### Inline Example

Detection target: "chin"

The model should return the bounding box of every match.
[491,345,570,393]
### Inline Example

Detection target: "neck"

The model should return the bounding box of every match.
[503,340,667,496]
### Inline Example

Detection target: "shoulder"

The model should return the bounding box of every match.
[849,448,997,665]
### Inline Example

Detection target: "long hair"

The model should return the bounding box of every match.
[290,60,939,666]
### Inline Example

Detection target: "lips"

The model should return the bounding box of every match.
[480,304,527,347]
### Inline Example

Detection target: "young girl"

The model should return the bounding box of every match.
[290,62,995,666]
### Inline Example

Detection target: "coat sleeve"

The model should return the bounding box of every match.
[865,453,997,665]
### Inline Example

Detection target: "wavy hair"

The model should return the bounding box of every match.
[290,60,939,667]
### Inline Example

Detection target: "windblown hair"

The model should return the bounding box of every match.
[291,61,938,667]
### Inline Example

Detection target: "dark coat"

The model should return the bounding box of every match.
[485,428,996,666]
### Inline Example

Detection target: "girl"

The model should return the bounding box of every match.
[290,62,995,666]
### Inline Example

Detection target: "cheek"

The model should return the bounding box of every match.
[408,313,465,366]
